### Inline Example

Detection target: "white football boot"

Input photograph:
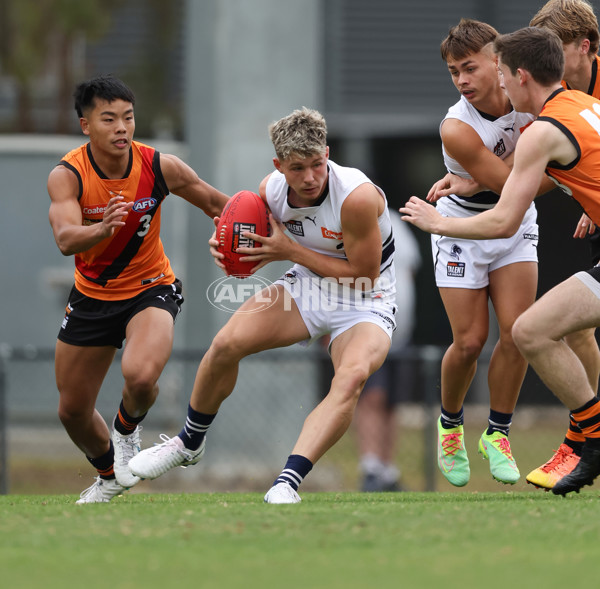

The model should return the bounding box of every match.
[264,482,301,504]
[111,423,142,488]
[129,434,205,479]
[76,477,126,504]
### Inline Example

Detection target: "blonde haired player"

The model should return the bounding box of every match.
[129,108,398,503]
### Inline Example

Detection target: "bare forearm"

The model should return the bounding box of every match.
[54,223,111,256]
[290,241,379,285]
[431,212,518,240]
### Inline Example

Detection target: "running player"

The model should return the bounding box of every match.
[129,107,397,504]
[428,2,600,491]
[427,19,553,488]
[401,26,600,496]
[525,0,600,490]
[48,75,229,503]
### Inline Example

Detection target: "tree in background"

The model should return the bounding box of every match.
[0,0,119,133]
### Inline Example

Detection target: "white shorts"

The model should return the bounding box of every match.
[275,265,397,347]
[431,200,539,289]
[574,267,600,298]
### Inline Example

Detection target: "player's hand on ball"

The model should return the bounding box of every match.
[215,190,271,277]
[209,216,226,270]
[237,215,294,273]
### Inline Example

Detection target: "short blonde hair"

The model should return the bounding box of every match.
[530,0,599,55]
[269,107,327,161]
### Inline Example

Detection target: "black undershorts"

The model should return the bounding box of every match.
[57,279,184,349]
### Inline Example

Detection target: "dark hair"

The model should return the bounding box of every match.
[440,18,499,61]
[494,27,565,85]
[73,75,136,117]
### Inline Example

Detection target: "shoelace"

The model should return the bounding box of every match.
[79,477,113,500]
[154,433,195,461]
[493,436,514,460]
[79,477,101,499]
[541,447,578,474]
[116,428,141,462]
[441,433,463,456]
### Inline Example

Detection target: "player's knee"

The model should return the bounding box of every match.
[208,330,248,363]
[511,314,538,356]
[57,402,86,426]
[452,336,486,362]
[333,364,370,401]
[123,370,159,400]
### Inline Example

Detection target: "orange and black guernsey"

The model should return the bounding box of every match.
[539,88,600,226]
[59,140,175,301]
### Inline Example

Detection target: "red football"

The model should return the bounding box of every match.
[216,190,271,277]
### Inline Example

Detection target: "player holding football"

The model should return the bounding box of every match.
[48,75,229,503]
[129,107,398,503]
[401,26,600,495]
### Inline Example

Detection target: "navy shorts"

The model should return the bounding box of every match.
[57,279,184,348]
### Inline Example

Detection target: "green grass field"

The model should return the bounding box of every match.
[1,490,599,589]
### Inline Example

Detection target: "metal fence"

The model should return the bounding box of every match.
[0,344,567,496]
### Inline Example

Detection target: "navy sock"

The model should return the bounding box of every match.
[487,409,512,436]
[273,454,313,491]
[440,406,464,429]
[177,405,216,451]
[87,440,115,480]
[114,400,146,435]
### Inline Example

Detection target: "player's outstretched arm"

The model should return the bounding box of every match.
[160,153,229,218]
[401,124,552,239]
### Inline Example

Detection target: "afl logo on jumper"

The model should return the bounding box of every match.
[133,197,158,212]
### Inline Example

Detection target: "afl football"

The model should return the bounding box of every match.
[216,190,271,277]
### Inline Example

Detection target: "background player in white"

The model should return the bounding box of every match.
[429,19,554,488]
[400,25,600,496]
[430,3,600,490]
[129,107,397,503]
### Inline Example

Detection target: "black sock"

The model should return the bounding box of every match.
[87,440,115,480]
[273,454,313,491]
[177,404,216,451]
[114,400,146,435]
